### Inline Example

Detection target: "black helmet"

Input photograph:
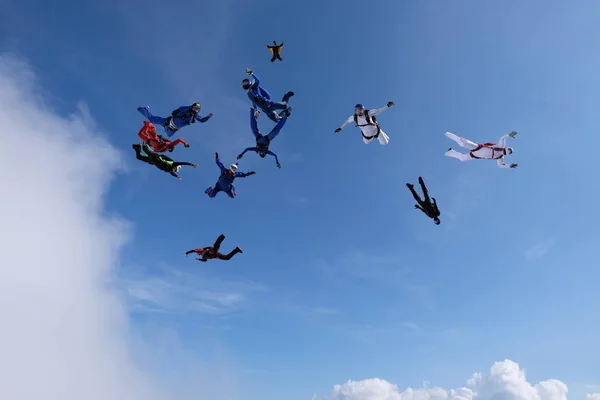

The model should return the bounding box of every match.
[242,79,251,90]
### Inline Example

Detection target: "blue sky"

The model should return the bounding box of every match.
[1,0,599,398]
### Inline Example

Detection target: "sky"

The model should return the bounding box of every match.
[0,0,599,399]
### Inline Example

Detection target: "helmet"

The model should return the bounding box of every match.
[174,165,181,173]
[354,103,364,109]
[242,79,251,90]
[191,102,200,109]
[230,163,238,172]
[506,147,514,155]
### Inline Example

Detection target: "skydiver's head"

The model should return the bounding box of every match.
[173,165,182,173]
[434,217,441,225]
[242,79,251,90]
[230,163,238,173]
[506,147,514,155]
[191,103,201,113]
[354,103,365,116]
[273,41,277,45]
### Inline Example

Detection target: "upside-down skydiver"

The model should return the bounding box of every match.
[406,177,441,225]
[132,143,197,180]
[242,68,294,123]
[184,234,243,262]
[137,103,213,137]
[237,107,291,168]
[205,152,256,198]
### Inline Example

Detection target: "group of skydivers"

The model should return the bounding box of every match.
[131,43,519,261]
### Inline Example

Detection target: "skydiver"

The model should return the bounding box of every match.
[267,41,284,62]
[184,234,243,262]
[334,102,395,145]
[445,131,518,168]
[132,143,197,180]
[205,152,256,198]
[406,177,441,225]
[236,107,291,168]
[137,121,190,153]
[137,103,214,138]
[242,68,294,123]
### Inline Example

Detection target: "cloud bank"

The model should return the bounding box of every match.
[0,55,164,399]
[324,360,568,400]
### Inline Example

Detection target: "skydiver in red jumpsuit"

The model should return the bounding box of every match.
[137,120,190,153]
[184,234,243,262]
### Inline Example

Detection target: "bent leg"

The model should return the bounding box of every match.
[250,108,261,138]
[133,144,151,164]
[445,132,477,150]
[266,110,280,123]
[445,149,472,161]
[418,177,431,203]
[269,102,288,110]
[226,187,236,198]
[172,161,195,168]
[281,91,294,104]
[138,107,169,126]
[266,116,287,141]
[213,234,226,252]
[377,130,390,145]
[406,184,423,203]
[217,247,241,260]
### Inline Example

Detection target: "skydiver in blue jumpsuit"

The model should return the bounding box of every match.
[205,152,256,199]
[242,68,294,123]
[237,107,291,168]
[137,103,213,137]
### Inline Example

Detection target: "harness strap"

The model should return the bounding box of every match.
[469,143,505,159]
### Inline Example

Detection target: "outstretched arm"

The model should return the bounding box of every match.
[250,73,260,88]
[215,153,227,172]
[195,113,213,123]
[238,147,257,158]
[267,150,280,166]
[185,249,197,256]
[370,101,395,116]
[336,116,354,132]
[236,171,256,178]
[497,157,517,169]
[497,131,517,148]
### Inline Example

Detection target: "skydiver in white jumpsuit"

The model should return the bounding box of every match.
[334,102,395,145]
[445,131,518,169]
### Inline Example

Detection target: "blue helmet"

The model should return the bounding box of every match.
[354,103,364,109]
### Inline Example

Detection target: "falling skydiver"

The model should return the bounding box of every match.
[205,152,256,198]
[237,107,291,168]
[335,102,395,145]
[184,234,243,262]
[406,177,441,225]
[267,41,284,62]
[137,103,214,138]
[242,68,294,123]
[132,143,197,180]
[137,121,189,153]
[444,131,518,168]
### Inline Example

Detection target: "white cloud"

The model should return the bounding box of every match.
[525,239,556,260]
[586,394,600,400]
[324,360,569,400]
[0,54,166,399]
[401,321,419,331]
[122,266,266,314]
